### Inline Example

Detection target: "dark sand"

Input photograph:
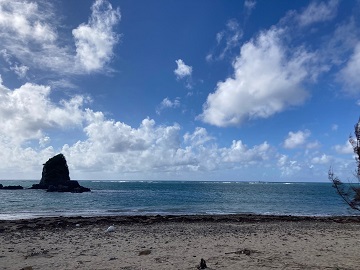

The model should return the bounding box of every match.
[1,215,360,269]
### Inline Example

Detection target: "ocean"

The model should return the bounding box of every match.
[0,180,358,220]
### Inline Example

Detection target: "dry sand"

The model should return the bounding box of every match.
[0,215,360,270]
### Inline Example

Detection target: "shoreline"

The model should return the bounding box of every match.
[1,214,360,269]
[1,213,360,228]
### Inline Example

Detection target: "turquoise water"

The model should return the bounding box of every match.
[0,180,357,220]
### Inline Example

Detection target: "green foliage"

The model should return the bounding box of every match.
[329,119,360,211]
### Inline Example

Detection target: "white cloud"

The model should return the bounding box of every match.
[297,0,339,27]
[83,114,181,154]
[174,59,193,89]
[200,28,310,127]
[306,141,320,149]
[0,79,87,143]
[283,130,311,149]
[72,0,121,72]
[221,140,270,164]
[184,127,214,147]
[0,140,55,178]
[0,0,120,77]
[207,19,243,62]
[338,43,360,94]
[156,97,180,115]
[0,49,11,64]
[331,124,338,131]
[244,0,256,11]
[277,155,302,177]
[0,1,57,43]
[0,79,278,178]
[277,154,288,167]
[63,115,196,173]
[325,18,359,66]
[334,140,353,154]
[39,136,51,148]
[174,59,192,79]
[10,64,29,78]
[311,154,331,164]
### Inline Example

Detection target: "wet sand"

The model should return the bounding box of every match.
[1,215,360,270]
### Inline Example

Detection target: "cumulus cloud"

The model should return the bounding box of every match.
[174,59,192,79]
[283,130,311,149]
[277,154,302,177]
[61,113,274,174]
[306,141,320,149]
[334,140,353,154]
[0,78,278,178]
[184,127,214,147]
[0,0,120,76]
[297,0,338,27]
[63,115,195,173]
[174,59,193,89]
[0,79,88,143]
[0,74,279,178]
[0,1,57,43]
[203,0,343,128]
[73,0,121,72]
[311,154,331,165]
[221,140,270,164]
[156,97,180,115]
[200,28,311,127]
[0,139,55,178]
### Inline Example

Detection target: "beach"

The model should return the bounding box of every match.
[1,215,360,270]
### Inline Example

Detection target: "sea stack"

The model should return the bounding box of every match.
[31,153,90,193]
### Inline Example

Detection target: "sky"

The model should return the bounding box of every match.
[0,0,360,182]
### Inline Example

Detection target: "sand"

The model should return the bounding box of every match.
[0,215,359,270]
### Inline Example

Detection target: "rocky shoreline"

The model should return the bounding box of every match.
[1,214,360,269]
[1,214,360,232]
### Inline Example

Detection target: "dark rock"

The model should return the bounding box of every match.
[71,186,91,193]
[197,258,207,269]
[2,185,23,190]
[139,249,151,256]
[31,154,90,193]
[40,153,70,186]
[30,183,47,189]
[20,267,33,270]
[0,184,2,189]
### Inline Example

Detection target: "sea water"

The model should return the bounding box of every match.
[0,180,358,220]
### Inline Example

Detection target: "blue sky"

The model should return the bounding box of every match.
[0,0,359,181]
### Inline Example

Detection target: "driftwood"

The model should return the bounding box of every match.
[225,248,259,256]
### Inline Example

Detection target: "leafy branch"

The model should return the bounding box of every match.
[329,118,360,211]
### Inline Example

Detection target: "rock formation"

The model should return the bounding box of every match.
[31,154,90,193]
[0,185,24,190]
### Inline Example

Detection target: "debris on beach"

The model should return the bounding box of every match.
[20,267,33,270]
[196,258,207,269]
[139,249,152,256]
[105,225,115,232]
[225,248,257,256]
